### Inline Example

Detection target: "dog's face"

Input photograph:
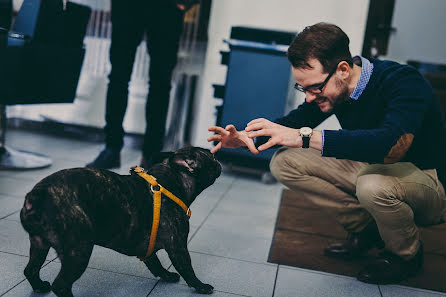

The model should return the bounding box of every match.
[155,147,222,192]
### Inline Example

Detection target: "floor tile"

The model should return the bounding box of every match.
[188,187,225,227]
[0,194,23,219]
[149,281,248,297]
[0,219,57,259]
[274,266,381,297]
[203,200,278,240]
[0,252,37,296]
[170,252,277,297]
[220,179,283,210]
[380,285,446,297]
[0,158,86,184]
[0,176,34,198]
[188,225,272,263]
[5,131,102,163]
[2,261,158,297]
[76,246,172,280]
[2,210,20,221]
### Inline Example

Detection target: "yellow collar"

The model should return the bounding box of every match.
[131,166,191,261]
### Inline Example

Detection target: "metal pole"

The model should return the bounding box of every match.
[0,104,6,148]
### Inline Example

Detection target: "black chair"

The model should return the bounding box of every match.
[408,60,446,117]
[0,0,91,169]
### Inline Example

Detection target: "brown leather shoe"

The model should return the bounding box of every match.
[357,241,423,284]
[324,221,384,259]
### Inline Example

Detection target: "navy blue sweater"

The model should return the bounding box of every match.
[274,59,446,184]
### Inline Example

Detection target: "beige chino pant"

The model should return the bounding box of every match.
[270,148,446,259]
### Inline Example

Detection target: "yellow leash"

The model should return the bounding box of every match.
[131,166,191,261]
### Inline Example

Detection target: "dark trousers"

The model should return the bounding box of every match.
[105,0,184,157]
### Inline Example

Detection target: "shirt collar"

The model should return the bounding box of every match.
[350,56,374,100]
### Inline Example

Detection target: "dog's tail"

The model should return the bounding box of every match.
[20,185,49,233]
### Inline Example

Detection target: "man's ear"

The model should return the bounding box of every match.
[338,61,351,79]
[151,152,174,165]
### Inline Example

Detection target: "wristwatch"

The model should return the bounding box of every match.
[299,127,313,148]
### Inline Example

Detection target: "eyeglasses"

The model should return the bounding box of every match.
[294,67,337,95]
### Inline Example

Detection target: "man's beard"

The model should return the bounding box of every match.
[315,79,350,113]
[333,78,351,107]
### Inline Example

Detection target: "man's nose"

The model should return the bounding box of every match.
[305,91,317,103]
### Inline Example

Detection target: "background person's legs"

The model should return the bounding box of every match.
[87,0,144,169]
[104,1,145,152]
[142,4,184,164]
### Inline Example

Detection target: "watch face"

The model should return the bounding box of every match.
[300,127,312,136]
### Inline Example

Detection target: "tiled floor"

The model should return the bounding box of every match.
[0,129,445,297]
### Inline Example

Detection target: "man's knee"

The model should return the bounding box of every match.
[269,148,313,183]
[269,148,287,182]
[356,166,397,209]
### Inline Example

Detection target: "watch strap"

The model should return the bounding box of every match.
[302,136,310,148]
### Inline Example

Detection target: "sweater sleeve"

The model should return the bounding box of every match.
[275,100,331,129]
[323,67,432,163]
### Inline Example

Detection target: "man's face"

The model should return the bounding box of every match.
[292,58,349,113]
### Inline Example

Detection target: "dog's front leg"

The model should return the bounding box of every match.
[143,252,180,282]
[165,242,213,294]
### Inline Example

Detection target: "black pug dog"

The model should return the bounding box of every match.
[20,147,221,297]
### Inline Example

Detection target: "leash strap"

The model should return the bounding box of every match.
[131,166,191,261]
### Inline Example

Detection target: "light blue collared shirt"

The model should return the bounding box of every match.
[349,56,374,100]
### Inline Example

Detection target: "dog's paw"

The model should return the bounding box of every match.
[32,281,51,293]
[195,283,214,294]
[161,271,180,283]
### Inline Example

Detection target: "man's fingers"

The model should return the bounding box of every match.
[245,122,265,132]
[245,141,259,154]
[247,129,270,138]
[209,126,229,135]
[225,124,237,133]
[246,118,266,126]
[207,135,222,142]
[210,142,222,154]
[258,139,276,151]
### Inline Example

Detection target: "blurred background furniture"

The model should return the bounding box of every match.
[212,26,296,181]
[407,60,446,117]
[0,0,90,169]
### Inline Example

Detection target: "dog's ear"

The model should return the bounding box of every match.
[172,156,196,174]
[151,152,174,165]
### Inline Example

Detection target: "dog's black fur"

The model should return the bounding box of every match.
[20,147,221,297]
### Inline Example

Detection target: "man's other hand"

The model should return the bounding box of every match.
[245,118,301,151]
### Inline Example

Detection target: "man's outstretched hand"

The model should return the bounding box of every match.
[207,125,259,154]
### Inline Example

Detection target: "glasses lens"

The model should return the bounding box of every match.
[307,87,322,94]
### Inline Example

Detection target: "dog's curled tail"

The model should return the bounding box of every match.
[20,186,48,232]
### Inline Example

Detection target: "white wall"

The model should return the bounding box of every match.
[384,0,446,65]
[191,0,370,148]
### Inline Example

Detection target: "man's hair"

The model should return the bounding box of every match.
[287,23,353,73]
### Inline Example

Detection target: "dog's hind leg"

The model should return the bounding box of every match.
[24,236,51,293]
[51,242,93,297]
[143,253,180,282]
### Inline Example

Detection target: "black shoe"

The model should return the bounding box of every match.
[324,221,384,259]
[357,241,423,284]
[86,148,120,169]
